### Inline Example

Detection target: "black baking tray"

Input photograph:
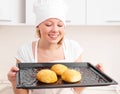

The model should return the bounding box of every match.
[16,62,118,89]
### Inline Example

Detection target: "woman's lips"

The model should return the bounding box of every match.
[48,34,59,39]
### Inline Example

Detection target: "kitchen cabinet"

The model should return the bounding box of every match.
[26,0,86,25]
[64,0,86,25]
[26,0,35,25]
[87,0,120,25]
[0,0,25,25]
[0,0,86,25]
[0,0,11,22]
[1,0,120,25]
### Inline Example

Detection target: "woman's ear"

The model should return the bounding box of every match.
[36,25,40,30]
[36,25,40,33]
[36,25,39,28]
[36,26,41,38]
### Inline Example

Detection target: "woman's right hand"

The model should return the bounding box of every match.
[7,66,19,83]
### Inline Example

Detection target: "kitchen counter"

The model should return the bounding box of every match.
[81,86,120,94]
[0,84,13,94]
[0,82,119,94]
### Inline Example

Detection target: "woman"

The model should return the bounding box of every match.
[7,0,103,94]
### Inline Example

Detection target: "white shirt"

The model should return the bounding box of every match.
[16,39,84,94]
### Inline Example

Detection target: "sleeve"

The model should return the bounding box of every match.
[15,45,27,62]
[15,43,33,62]
[70,40,84,60]
[64,39,84,61]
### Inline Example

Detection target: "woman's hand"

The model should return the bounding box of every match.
[7,66,28,94]
[96,63,104,72]
[7,66,19,83]
[73,87,85,94]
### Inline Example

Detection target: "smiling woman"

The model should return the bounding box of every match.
[7,0,104,94]
[7,0,84,94]
[36,18,65,45]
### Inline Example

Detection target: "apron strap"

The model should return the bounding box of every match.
[35,40,39,62]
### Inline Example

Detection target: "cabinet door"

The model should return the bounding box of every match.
[26,0,35,25]
[0,0,25,25]
[87,0,120,25]
[65,0,85,25]
[0,0,11,22]
[26,0,86,25]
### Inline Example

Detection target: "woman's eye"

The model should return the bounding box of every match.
[46,24,52,27]
[58,24,63,27]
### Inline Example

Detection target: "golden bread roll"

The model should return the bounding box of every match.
[36,69,57,83]
[51,64,68,76]
[61,69,82,83]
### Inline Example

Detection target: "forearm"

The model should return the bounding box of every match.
[11,82,28,94]
[73,87,85,94]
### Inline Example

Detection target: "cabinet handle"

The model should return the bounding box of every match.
[106,20,120,23]
[0,19,11,22]
[65,20,71,23]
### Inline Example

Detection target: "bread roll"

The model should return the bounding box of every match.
[61,69,82,83]
[36,69,57,83]
[51,64,68,76]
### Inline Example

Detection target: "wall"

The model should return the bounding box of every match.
[0,25,120,85]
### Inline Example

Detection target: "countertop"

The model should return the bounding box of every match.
[0,81,120,94]
[81,86,120,94]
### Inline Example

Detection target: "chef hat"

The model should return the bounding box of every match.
[33,0,68,26]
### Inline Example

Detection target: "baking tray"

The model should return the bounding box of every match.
[16,62,118,89]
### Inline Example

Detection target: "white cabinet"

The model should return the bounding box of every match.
[26,0,35,25]
[26,0,86,25]
[1,0,120,25]
[87,0,120,25]
[0,0,11,22]
[0,0,25,25]
[65,0,86,25]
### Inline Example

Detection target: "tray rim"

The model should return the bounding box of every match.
[16,62,118,89]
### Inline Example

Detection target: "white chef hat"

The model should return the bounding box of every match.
[33,0,68,26]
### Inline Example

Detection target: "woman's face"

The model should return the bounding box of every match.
[37,18,65,44]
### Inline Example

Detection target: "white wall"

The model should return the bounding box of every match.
[0,25,120,85]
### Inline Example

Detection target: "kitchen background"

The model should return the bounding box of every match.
[0,0,120,94]
[0,25,120,83]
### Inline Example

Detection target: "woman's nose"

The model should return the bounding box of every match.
[52,25,59,32]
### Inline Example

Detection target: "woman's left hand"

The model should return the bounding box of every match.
[96,63,104,72]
